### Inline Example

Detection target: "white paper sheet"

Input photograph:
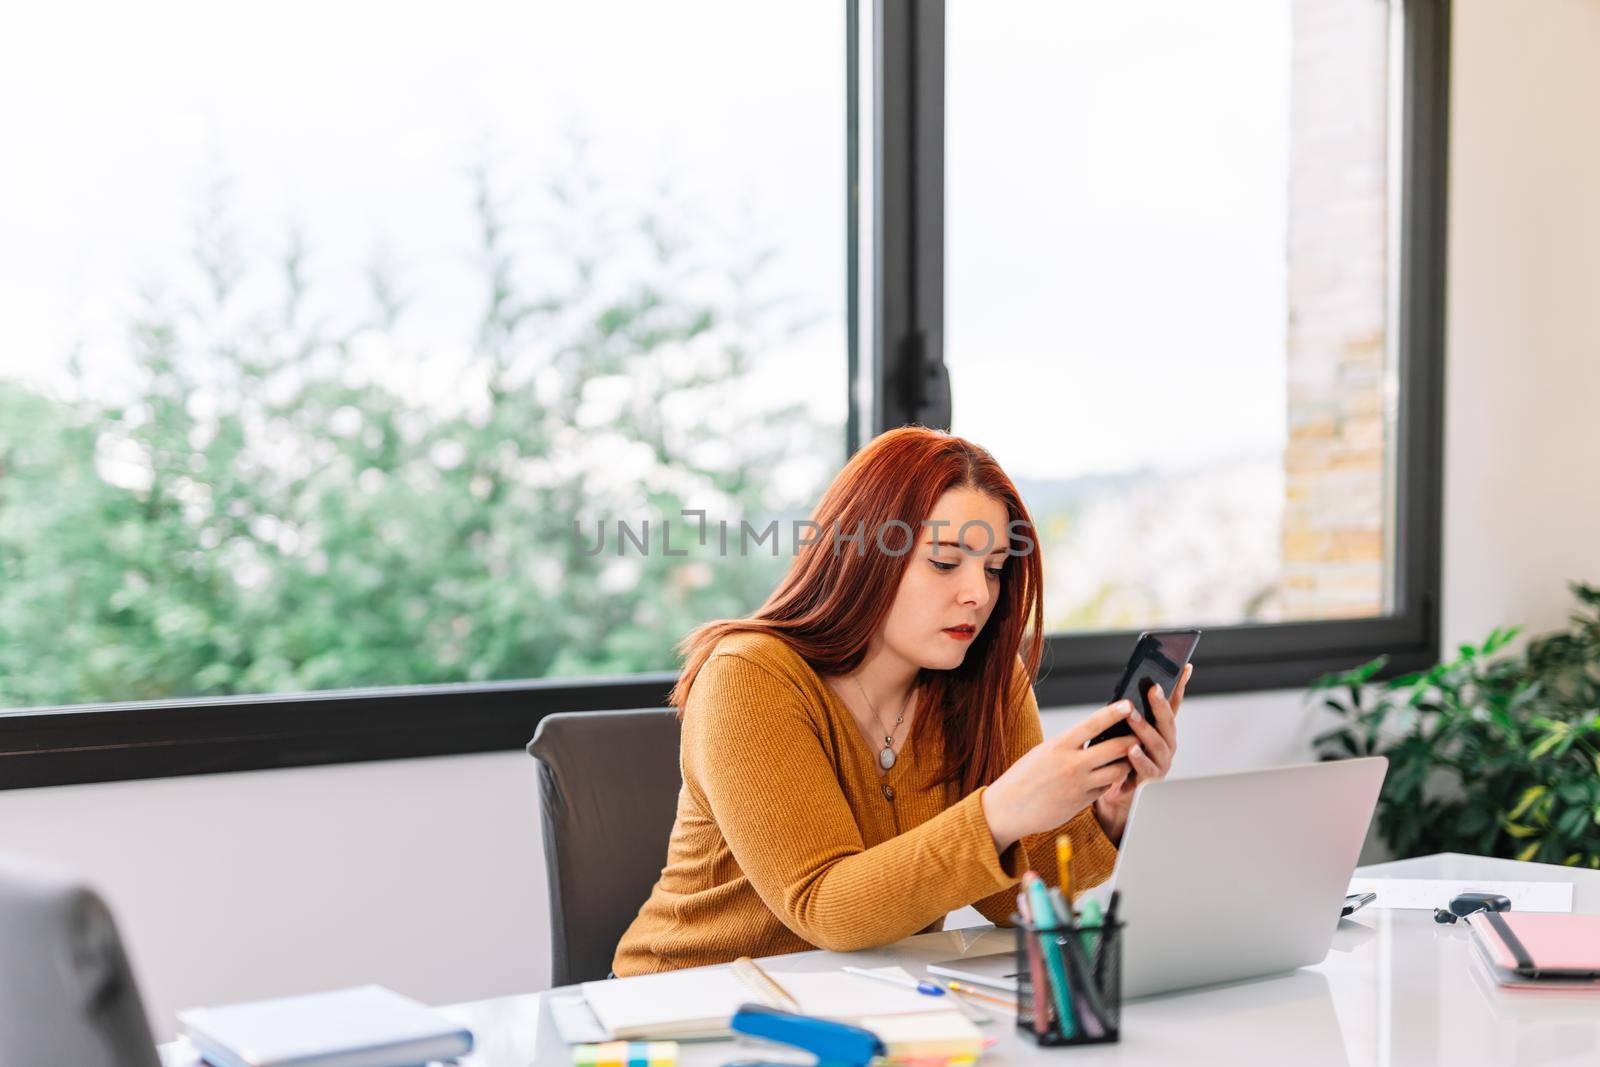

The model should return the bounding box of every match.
[1347,877,1574,913]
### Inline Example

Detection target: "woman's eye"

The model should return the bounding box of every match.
[928,558,1003,578]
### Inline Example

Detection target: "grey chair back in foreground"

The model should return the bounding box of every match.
[528,708,683,986]
[0,854,161,1067]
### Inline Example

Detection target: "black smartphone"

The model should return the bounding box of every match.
[1087,628,1201,748]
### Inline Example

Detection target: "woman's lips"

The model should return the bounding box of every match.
[943,626,975,640]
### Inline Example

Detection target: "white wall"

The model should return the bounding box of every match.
[3,0,1599,1041]
[0,752,547,1040]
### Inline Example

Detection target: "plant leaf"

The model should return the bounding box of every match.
[1529,730,1567,760]
[1510,785,1547,821]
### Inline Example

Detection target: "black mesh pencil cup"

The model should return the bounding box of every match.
[1011,914,1124,1047]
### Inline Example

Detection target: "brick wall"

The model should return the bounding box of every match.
[1282,0,1393,620]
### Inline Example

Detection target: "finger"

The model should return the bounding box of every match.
[1061,700,1134,748]
[1082,734,1139,768]
[1171,663,1193,711]
[1127,707,1172,767]
[1128,743,1163,781]
[1088,761,1133,791]
[1145,682,1178,748]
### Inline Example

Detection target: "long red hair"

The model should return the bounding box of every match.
[670,426,1045,796]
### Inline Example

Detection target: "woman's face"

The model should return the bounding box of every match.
[879,487,1011,673]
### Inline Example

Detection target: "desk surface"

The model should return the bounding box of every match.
[165,854,1600,1067]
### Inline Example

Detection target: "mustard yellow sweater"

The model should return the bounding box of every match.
[613,631,1118,975]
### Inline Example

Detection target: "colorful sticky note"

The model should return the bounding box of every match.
[572,1040,677,1067]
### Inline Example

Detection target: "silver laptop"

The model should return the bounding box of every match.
[929,757,1387,999]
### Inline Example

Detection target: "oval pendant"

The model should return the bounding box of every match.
[879,746,897,770]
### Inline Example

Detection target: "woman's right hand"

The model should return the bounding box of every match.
[979,700,1139,855]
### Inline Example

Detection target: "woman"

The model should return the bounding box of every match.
[613,426,1191,975]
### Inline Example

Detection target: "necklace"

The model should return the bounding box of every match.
[853,675,910,771]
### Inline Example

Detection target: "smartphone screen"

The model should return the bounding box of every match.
[1087,628,1201,749]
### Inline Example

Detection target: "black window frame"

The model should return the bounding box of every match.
[871,0,1448,708]
[0,0,1447,790]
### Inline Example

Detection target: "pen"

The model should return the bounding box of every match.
[944,980,1018,1009]
[1095,890,1120,989]
[840,965,945,996]
[1024,871,1077,1038]
[1058,924,1109,1040]
[1048,887,1074,931]
[1078,896,1105,957]
[1017,889,1052,1035]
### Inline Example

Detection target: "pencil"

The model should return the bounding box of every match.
[1057,834,1075,910]
[945,980,1018,1009]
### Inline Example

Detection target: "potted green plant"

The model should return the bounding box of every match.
[1311,582,1600,867]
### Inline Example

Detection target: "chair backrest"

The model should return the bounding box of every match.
[527,708,683,987]
[0,855,161,1067]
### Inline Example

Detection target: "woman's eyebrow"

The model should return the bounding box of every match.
[927,539,1010,556]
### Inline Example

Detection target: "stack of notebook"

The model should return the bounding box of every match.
[176,985,473,1067]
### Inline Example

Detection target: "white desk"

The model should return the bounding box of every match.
[164,853,1600,1066]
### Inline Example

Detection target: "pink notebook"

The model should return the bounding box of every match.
[1471,912,1600,978]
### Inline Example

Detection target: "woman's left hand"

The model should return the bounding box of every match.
[1093,663,1192,844]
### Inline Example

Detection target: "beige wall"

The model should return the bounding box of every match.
[2,0,1599,1043]
[1440,0,1600,651]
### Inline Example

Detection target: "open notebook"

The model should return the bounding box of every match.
[579,965,967,1040]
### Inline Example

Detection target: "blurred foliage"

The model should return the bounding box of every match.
[1312,582,1600,867]
[0,147,837,708]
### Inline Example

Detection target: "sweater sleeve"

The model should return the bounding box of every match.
[682,649,1026,953]
[967,664,1119,927]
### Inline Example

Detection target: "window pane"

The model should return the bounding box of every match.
[947,0,1395,631]
[0,1,846,708]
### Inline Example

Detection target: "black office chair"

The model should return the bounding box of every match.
[527,708,683,987]
[0,855,162,1067]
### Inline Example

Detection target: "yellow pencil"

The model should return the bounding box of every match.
[1056,834,1075,906]
[945,980,1019,1008]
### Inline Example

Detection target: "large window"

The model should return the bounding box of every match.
[0,0,1445,787]
[1,1,845,708]
[948,0,1396,633]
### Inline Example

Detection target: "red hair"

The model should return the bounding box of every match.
[670,425,1044,796]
